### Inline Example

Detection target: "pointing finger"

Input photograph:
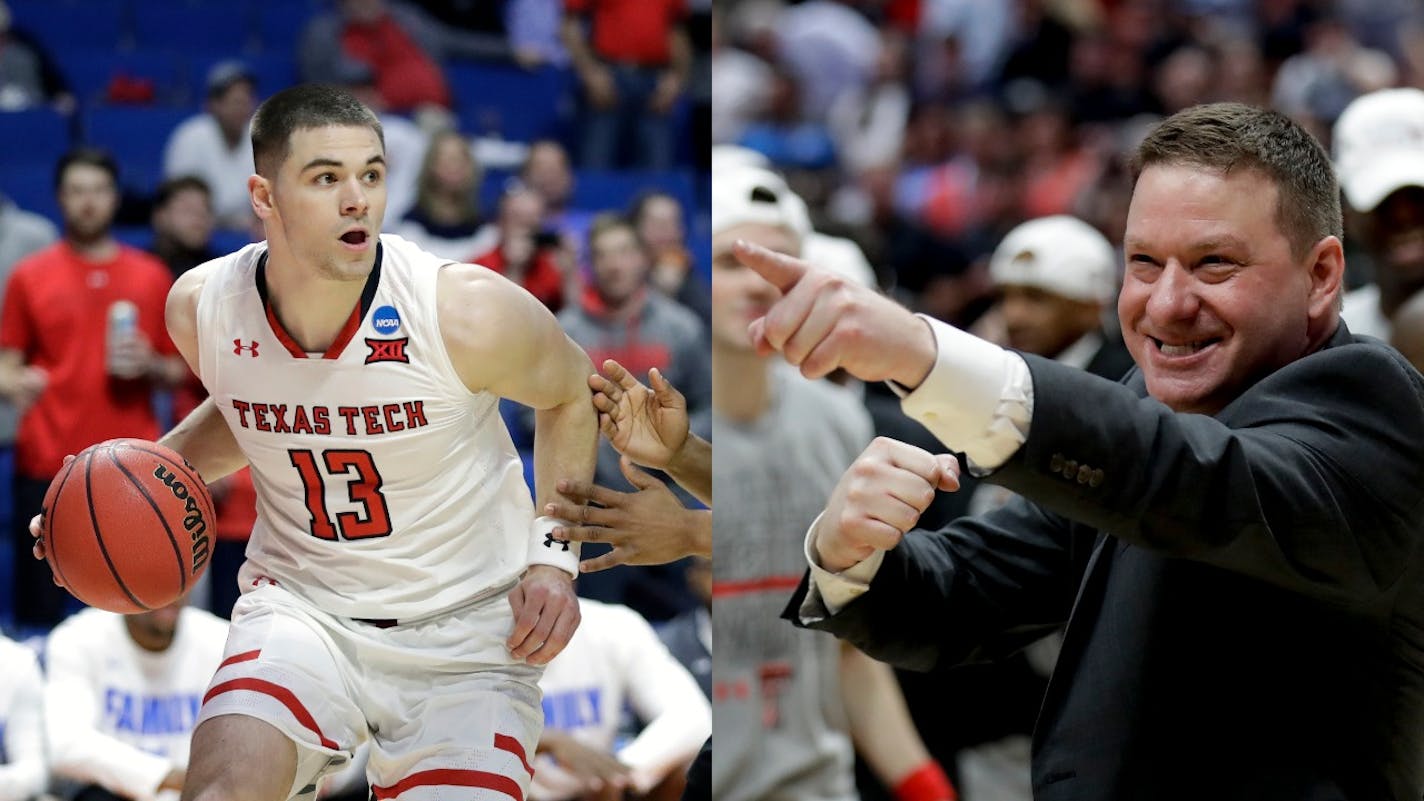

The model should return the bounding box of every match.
[732,240,809,293]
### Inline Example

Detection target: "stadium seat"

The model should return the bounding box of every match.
[572,170,697,219]
[447,63,573,143]
[132,2,256,54]
[0,108,72,168]
[255,0,325,56]
[0,162,61,226]
[8,0,125,51]
[83,106,194,194]
[61,49,188,108]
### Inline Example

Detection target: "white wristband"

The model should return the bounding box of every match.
[528,515,580,578]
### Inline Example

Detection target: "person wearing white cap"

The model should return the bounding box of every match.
[162,61,259,231]
[1333,87,1424,340]
[986,215,1132,379]
[710,164,956,801]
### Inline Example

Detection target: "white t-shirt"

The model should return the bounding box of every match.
[162,114,256,228]
[0,634,45,801]
[533,600,710,800]
[45,607,228,801]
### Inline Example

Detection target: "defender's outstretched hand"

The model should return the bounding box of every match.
[813,438,961,572]
[589,359,688,470]
[546,457,711,571]
[733,240,938,387]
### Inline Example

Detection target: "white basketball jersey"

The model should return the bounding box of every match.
[194,234,535,620]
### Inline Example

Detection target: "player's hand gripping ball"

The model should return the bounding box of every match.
[41,439,215,613]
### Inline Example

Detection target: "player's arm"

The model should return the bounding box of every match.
[839,644,957,801]
[439,264,597,665]
[612,607,711,795]
[0,647,47,801]
[44,622,177,798]
[159,262,247,483]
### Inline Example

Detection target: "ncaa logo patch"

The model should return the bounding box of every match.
[372,305,401,335]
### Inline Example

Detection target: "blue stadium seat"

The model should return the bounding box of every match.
[132,3,256,54]
[572,170,697,219]
[256,1,324,56]
[8,0,125,51]
[61,49,188,108]
[0,108,72,168]
[83,106,194,194]
[0,162,61,226]
[447,63,573,143]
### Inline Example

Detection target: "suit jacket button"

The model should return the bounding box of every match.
[1077,465,1092,484]
[1089,468,1104,487]
[1049,453,1064,472]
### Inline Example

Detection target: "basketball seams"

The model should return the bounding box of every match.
[108,448,189,596]
[44,455,81,593]
[119,441,218,522]
[83,446,151,612]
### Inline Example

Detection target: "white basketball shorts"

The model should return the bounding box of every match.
[197,580,544,800]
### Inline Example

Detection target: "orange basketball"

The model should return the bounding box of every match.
[42,439,215,613]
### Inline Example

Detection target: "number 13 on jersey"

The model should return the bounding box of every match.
[288,448,393,540]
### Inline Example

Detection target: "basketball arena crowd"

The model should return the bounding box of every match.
[4,0,1424,799]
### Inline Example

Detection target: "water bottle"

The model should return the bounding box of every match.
[107,300,138,377]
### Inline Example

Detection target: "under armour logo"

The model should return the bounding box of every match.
[544,532,570,551]
[233,339,259,357]
[364,337,409,365]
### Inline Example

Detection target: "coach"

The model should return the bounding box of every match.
[735,103,1424,799]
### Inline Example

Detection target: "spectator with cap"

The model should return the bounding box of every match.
[979,215,1132,382]
[162,61,257,232]
[1333,87,1424,341]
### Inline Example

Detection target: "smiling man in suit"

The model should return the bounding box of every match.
[732,102,1424,800]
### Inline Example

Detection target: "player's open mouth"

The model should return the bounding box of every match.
[1151,337,1221,357]
[339,230,370,250]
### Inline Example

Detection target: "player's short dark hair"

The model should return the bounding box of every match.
[54,148,119,191]
[250,84,384,178]
[1132,103,1342,259]
[154,175,211,209]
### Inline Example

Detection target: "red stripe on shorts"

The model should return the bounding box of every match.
[371,768,524,800]
[712,574,803,598]
[495,733,534,778]
[203,678,339,750]
[217,649,261,671]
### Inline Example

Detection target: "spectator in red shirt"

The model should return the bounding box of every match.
[0,149,187,628]
[299,0,513,114]
[472,186,573,313]
[562,0,692,168]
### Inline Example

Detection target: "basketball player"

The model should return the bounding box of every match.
[34,85,598,801]
[45,598,227,800]
[0,632,46,800]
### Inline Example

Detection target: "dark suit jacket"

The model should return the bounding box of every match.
[786,323,1424,800]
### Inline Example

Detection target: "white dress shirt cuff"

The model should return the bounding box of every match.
[800,513,886,621]
[890,314,1033,473]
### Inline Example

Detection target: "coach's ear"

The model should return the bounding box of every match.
[249,174,274,221]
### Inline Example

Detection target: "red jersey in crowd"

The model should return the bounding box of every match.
[0,242,176,478]
[565,0,687,67]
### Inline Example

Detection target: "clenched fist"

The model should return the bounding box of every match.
[814,438,961,572]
